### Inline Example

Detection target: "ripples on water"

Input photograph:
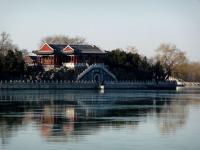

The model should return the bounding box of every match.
[0,87,200,150]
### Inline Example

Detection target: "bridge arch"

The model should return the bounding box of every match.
[77,64,117,83]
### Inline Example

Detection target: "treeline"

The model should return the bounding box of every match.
[154,43,200,82]
[0,32,200,82]
[0,50,24,80]
[0,32,24,80]
[104,49,165,81]
[173,62,200,82]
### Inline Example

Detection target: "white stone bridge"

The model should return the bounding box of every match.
[76,64,117,83]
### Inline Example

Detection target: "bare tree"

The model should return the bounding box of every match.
[126,46,138,54]
[174,62,200,82]
[0,32,18,55]
[40,35,87,46]
[155,43,187,79]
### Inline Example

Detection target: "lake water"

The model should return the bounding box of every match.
[0,87,200,150]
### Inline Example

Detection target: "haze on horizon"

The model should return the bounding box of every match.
[0,0,200,61]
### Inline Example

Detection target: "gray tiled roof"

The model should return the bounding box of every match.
[48,44,104,54]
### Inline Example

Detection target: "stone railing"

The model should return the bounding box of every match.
[0,80,98,90]
[0,80,177,90]
[103,80,177,89]
[181,82,200,87]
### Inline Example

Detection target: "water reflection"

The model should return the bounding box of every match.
[0,88,200,146]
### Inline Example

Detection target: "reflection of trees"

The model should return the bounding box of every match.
[0,117,22,145]
[157,96,189,134]
[157,87,200,134]
[0,104,28,146]
[0,89,199,144]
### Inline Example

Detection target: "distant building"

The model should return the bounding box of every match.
[34,43,105,70]
[31,43,117,82]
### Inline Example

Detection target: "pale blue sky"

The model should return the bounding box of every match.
[0,0,200,60]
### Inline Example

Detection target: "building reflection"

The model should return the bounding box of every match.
[0,89,200,144]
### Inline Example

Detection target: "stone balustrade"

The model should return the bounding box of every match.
[0,80,177,90]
